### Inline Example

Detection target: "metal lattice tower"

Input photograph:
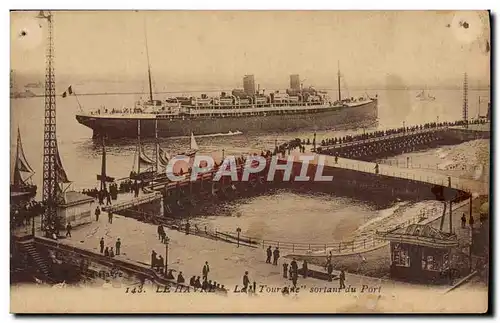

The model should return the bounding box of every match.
[38,11,59,233]
[463,72,469,127]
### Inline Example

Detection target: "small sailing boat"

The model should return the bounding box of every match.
[11,128,37,199]
[156,132,200,176]
[182,132,199,157]
[130,121,157,181]
[416,89,436,101]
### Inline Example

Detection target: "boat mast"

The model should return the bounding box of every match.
[337,61,341,102]
[99,135,107,194]
[144,22,153,102]
[137,120,141,177]
[154,119,159,173]
[13,128,21,187]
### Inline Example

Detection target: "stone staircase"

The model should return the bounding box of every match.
[17,239,51,280]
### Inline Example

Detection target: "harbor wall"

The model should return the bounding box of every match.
[112,160,469,220]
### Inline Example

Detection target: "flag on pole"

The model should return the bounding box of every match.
[61,85,73,98]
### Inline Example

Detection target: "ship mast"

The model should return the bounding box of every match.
[137,120,141,177]
[144,22,153,102]
[154,119,159,174]
[99,136,108,194]
[337,61,341,102]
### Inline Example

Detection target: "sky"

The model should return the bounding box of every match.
[10,10,490,89]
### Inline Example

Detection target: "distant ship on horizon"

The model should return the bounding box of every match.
[416,89,436,101]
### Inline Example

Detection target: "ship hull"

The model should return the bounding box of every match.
[76,100,378,138]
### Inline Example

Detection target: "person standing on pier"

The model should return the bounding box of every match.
[115,238,121,255]
[157,255,164,273]
[95,207,101,222]
[100,237,104,254]
[283,262,288,278]
[189,275,196,287]
[291,271,298,289]
[202,261,210,280]
[185,221,190,235]
[157,225,163,240]
[106,191,112,206]
[327,262,333,282]
[302,260,308,278]
[177,272,185,284]
[325,251,333,269]
[273,247,280,265]
[266,246,272,264]
[461,213,467,228]
[335,155,338,164]
[194,276,202,289]
[469,214,475,229]
[109,247,115,258]
[339,270,346,289]
[108,212,113,224]
[104,247,109,257]
[242,271,250,292]
[151,250,157,269]
[290,258,298,276]
[65,222,72,237]
[374,163,379,174]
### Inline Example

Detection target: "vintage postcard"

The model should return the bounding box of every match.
[10,10,490,313]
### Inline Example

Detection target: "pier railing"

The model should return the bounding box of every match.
[322,156,484,195]
[212,206,442,256]
[377,159,489,175]
[318,126,449,150]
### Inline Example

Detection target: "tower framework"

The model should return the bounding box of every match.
[39,11,59,234]
[463,73,469,127]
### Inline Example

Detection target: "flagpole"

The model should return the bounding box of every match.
[73,91,84,112]
[62,85,84,112]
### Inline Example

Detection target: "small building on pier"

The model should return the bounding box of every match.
[378,224,458,284]
[57,191,94,228]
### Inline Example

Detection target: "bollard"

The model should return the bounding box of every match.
[339,243,341,253]
[292,244,295,252]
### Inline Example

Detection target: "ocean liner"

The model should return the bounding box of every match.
[75,38,378,138]
[76,72,378,139]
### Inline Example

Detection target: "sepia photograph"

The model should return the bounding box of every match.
[9,10,491,313]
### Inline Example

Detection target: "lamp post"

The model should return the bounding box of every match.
[236,227,241,248]
[164,236,170,276]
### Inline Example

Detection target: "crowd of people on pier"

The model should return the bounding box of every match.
[263,247,347,290]
[82,183,123,204]
[319,119,488,147]
[99,236,122,258]
[10,200,45,229]
[274,138,305,156]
